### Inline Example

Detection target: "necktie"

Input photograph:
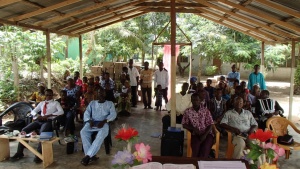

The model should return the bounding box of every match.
[43,102,48,115]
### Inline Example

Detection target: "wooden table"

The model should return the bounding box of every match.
[152,156,250,169]
[0,135,60,168]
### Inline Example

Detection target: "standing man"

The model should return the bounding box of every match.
[247,64,267,91]
[10,89,64,163]
[140,61,153,109]
[80,88,117,166]
[227,64,240,87]
[220,97,258,159]
[128,59,140,107]
[154,62,169,105]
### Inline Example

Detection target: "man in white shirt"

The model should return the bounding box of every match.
[154,62,169,104]
[128,59,140,107]
[10,89,64,163]
[162,83,192,130]
[220,97,258,159]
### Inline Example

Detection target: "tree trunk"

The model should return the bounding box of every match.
[40,58,44,81]
[11,54,20,101]
[141,50,145,66]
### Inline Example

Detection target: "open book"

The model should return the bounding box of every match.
[131,162,196,169]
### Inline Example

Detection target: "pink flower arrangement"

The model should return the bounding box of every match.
[261,143,285,161]
[133,143,152,164]
[112,125,152,168]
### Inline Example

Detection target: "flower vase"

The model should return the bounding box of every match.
[127,142,132,153]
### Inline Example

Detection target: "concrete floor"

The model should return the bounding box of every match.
[1,78,300,169]
[1,106,300,169]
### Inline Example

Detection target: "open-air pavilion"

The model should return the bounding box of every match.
[0,0,300,168]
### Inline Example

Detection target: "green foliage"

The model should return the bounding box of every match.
[0,80,17,103]
[205,66,218,76]
[248,142,263,161]
[295,65,300,86]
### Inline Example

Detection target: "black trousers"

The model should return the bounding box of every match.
[162,88,168,104]
[17,121,52,154]
[131,86,137,106]
[162,114,183,131]
[142,87,152,107]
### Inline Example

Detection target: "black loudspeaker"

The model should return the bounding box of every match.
[66,142,74,154]
[160,130,184,156]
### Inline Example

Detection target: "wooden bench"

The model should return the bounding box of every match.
[0,135,60,168]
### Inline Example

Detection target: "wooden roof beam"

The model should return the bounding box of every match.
[255,0,300,19]
[77,12,148,35]
[0,0,21,7]
[20,0,64,17]
[0,18,78,37]
[55,0,145,31]
[197,13,270,42]
[38,0,116,27]
[68,7,147,33]
[215,0,300,34]
[143,8,202,13]
[195,0,297,39]
[10,0,82,22]
[136,2,206,7]
[198,8,285,41]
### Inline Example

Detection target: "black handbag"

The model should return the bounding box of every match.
[277,134,294,145]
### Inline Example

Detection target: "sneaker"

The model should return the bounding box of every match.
[81,156,90,166]
[33,156,43,163]
[10,153,24,161]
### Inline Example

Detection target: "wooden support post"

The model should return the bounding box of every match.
[189,46,192,82]
[261,41,265,75]
[46,31,51,89]
[288,40,296,120]
[79,35,83,79]
[170,0,176,127]
[0,138,10,161]
[40,58,44,82]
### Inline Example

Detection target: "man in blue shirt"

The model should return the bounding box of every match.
[227,64,240,87]
[80,88,117,166]
[247,65,267,91]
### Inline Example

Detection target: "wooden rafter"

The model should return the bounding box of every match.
[195,0,297,39]
[255,0,300,19]
[197,13,270,42]
[68,7,148,34]
[20,0,63,16]
[54,0,144,31]
[215,0,300,34]
[37,0,116,27]
[9,0,82,22]
[197,8,284,41]
[0,18,78,37]
[77,12,148,35]
[136,2,206,7]
[0,0,21,7]
[143,8,202,13]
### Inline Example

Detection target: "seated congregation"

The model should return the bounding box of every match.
[7,64,288,167]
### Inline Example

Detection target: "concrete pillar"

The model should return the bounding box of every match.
[170,0,176,127]
[79,35,83,79]
[288,40,296,120]
[261,41,265,75]
[46,32,51,89]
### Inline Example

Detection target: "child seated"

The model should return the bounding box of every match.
[154,85,163,111]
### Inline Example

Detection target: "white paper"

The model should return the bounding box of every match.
[198,161,247,169]
[131,162,195,169]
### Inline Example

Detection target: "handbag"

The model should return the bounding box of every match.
[277,134,294,145]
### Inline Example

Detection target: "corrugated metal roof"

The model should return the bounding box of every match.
[0,0,298,43]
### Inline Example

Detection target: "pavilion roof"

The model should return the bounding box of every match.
[0,0,299,43]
